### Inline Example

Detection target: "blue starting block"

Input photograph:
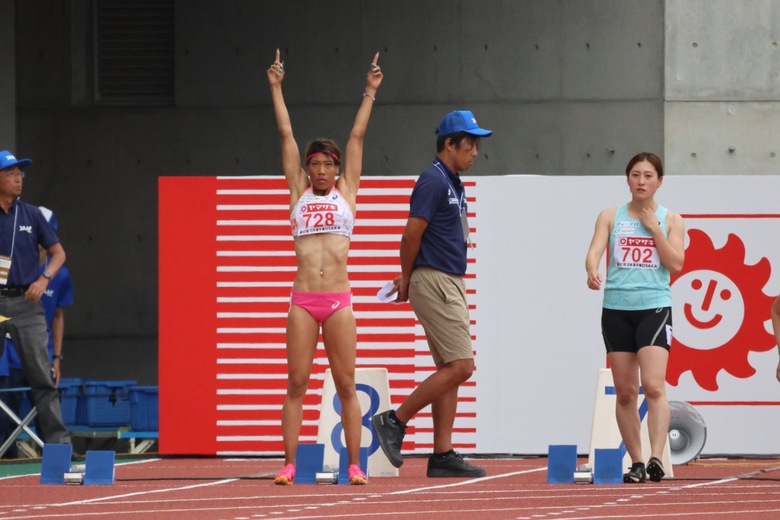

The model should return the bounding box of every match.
[337,446,368,485]
[547,444,577,484]
[295,443,325,484]
[84,450,115,485]
[40,443,73,485]
[593,448,623,485]
[40,444,116,486]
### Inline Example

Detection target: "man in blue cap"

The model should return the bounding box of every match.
[0,205,74,458]
[0,150,71,453]
[372,111,492,478]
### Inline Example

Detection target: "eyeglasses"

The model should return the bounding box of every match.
[1,170,25,179]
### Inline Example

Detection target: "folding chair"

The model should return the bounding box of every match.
[0,315,44,458]
[0,387,43,458]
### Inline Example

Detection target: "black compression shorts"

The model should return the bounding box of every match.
[601,307,672,353]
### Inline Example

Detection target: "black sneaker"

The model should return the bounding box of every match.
[646,457,665,482]
[426,450,486,478]
[371,410,406,468]
[623,462,647,483]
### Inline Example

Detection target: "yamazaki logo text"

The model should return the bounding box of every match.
[619,237,656,247]
[301,203,338,213]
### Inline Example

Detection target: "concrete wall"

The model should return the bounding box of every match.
[0,0,15,149]
[665,0,780,174]
[8,0,778,386]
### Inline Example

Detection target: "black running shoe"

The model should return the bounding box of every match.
[371,410,406,468]
[426,450,486,478]
[646,457,665,482]
[623,462,647,483]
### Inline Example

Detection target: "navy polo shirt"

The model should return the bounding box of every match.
[0,198,59,286]
[409,158,468,276]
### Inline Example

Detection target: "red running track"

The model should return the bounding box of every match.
[1,456,779,519]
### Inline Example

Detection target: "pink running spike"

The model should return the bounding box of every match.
[348,464,367,485]
[273,464,295,486]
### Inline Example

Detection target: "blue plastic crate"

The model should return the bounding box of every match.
[129,386,159,431]
[83,380,137,426]
[58,378,85,426]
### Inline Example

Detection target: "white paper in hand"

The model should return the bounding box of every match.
[376,281,398,302]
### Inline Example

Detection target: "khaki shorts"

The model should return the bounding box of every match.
[408,266,473,366]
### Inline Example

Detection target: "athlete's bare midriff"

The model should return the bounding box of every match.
[293,233,351,292]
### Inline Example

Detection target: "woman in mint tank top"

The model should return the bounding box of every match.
[585,153,686,484]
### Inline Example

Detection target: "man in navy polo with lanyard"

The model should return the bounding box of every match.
[373,111,492,478]
[0,150,71,448]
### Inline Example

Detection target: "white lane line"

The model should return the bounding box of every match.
[57,478,240,506]
[388,466,547,495]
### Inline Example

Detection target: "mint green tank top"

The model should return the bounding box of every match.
[603,204,671,310]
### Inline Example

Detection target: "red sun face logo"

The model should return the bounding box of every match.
[669,229,776,391]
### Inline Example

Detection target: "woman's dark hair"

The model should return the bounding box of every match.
[625,152,664,178]
[305,138,342,165]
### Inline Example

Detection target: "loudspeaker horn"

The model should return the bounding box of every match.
[668,400,707,465]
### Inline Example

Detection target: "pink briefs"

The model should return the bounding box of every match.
[291,291,353,324]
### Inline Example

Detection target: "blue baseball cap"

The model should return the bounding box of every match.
[0,150,32,171]
[435,110,492,138]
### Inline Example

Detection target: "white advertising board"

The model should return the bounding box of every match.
[471,175,780,455]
